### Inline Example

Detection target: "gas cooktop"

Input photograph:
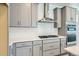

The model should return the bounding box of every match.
[39,35,58,38]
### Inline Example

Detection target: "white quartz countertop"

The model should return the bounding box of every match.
[9,31,42,45]
[58,36,66,38]
[9,34,66,46]
[9,27,66,46]
[65,46,79,56]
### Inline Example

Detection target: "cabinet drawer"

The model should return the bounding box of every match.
[33,40,42,45]
[15,41,32,47]
[43,49,60,56]
[43,42,60,51]
[43,38,59,44]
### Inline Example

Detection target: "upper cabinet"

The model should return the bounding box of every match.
[10,4,19,27]
[10,3,38,27]
[31,4,38,27]
[65,6,76,22]
[53,6,76,28]
[54,8,61,28]
[20,4,32,27]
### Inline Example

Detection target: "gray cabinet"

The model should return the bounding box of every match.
[33,40,42,56]
[66,6,76,22]
[10,3,38,27]
[12,41,32,56]
[54,8,61,28]
[16,46,32,56]
[11,38,66,56]
[10,4,20,27]
[33,45,42,56]
[20,4,31,27]
[43,39,60,56]
[60,38,67,54]
[31,4,38,27]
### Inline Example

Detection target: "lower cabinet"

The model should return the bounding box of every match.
[43,39,60,56]
[16,46,32,56]
[33,45,42,56]
[33,40,42,56]
[11,38,67,56]
[12,41,33,56]
[60,38,67,54]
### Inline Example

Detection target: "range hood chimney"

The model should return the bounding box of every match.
[38,3,54,23]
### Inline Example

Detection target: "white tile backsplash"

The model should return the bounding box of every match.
[38,22,58,35]
[9,22,58,37]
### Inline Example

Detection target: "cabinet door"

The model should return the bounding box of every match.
[54,8,61,28]
[10,3,32,27]
[66,7,76,22]
[71,8,76,22]
[31,4,38,27]
[33,45,42,56]
[16,46,32,56]
[61,39,67,54]
[10,4,19,26]
[20,3,31,27]
[66,7,71,22]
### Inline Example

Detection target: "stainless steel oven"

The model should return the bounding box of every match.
[67,24,76,46]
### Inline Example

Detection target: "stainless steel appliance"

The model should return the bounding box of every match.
[67,24,76,46]
[38,3,55,23]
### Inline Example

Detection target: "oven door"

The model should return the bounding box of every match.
[67,24,76,46]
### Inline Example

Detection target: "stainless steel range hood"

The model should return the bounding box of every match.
[38,3,55,23]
